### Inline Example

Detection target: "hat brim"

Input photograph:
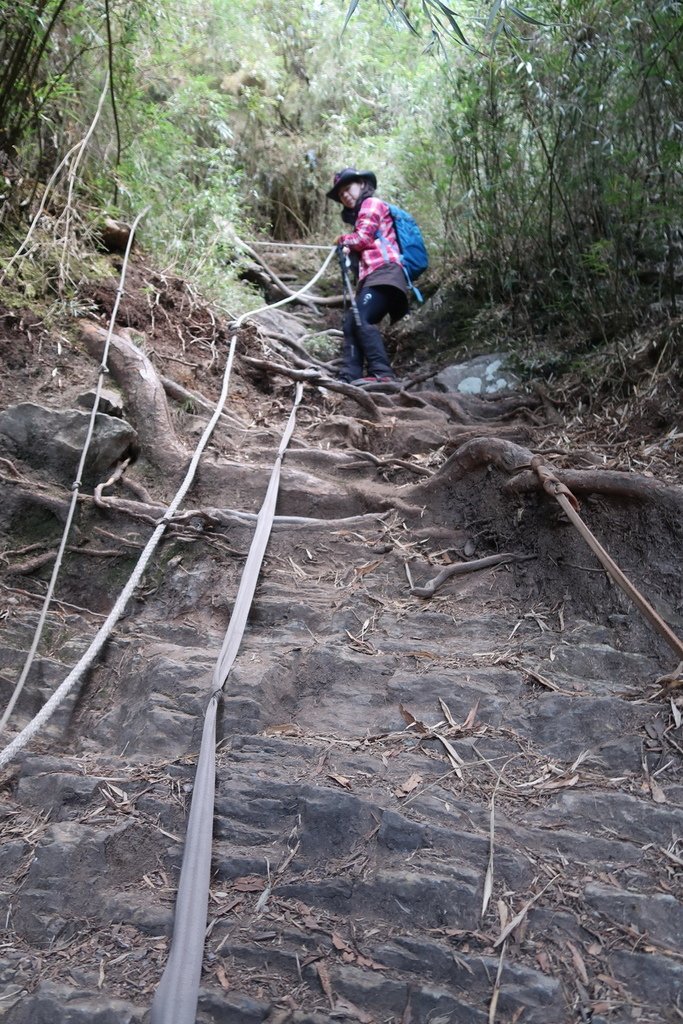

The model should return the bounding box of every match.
[326,170,377,202]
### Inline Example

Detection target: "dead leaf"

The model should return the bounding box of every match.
[264,723,303,737]
[438,697,457,727]
[655,661,683,690]
[461,701,479,731]
[216,964,230,991]
[536,951,552,973]
[331,932,353,953]
[649,779,666,803]
[597,974,625,992]
[539,774,579,792]
[482,790,496,921]
[433,733,465,776]
[328,773,352,790]
[493,876,559,948]
[394,773,423,798]
[566,940,589,985]
[356,953,387,971]
[232,875,265,893]
[316,962,334,1007]
[399,703,429,734]
[644,718,665,740]
[354,559,382,578]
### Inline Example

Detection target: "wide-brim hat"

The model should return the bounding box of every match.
[326,167,377,202]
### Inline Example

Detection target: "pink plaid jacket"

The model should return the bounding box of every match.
[339,197,402,284]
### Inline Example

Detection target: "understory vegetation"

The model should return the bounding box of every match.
[0,0,681,350]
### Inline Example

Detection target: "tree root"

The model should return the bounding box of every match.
[505,466,683,509]
[341,449,434,478]
[418,437,535,493]
[91,488,390,531]
[410,553,535,598]
[418,436,683,508]
[416,390,543,424]
[240,355,382,421]
[8,545,130,575]
[79,321,190,473]
[160,375,249,429]
[256,328,337,371]
[0,475,74,524]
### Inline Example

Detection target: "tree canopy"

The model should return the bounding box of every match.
[1,0,681,335]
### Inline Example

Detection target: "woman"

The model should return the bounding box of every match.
[327,167,409,384]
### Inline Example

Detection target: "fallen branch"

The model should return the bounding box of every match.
[410,553,534,598]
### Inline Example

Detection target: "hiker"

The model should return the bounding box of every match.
[327,167,409,385]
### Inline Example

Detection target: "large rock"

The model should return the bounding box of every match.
[0,402,137,485]
[430,352,518,394]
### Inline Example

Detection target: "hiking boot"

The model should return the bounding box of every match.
[350,376,379,385]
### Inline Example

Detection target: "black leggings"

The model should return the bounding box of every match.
[340,286,403,381]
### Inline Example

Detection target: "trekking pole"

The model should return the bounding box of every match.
[337,243,363,330]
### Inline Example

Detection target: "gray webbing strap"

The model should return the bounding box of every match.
[150,383,304,1024]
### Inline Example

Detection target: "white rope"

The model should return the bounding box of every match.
[0,205,148,737]
[0,246,337,767]
[249,240,333,250]
[222,245,336,325]
[150,383,304,1024]
[0,336,237,769]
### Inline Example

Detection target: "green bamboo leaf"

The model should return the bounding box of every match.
[485,0,503,34]
[384,0,419,35]
[341,0,360,35]
[506,6,547,26]
[425,0,470,47]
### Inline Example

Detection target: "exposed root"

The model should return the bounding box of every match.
[160,375,249,429]
[507,465,683,509]
[79,320,190,473]
[240,355,382,421]
[410,553,535,598]
[418,435,683,509]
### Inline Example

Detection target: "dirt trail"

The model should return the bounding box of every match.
[0,258,682,1024]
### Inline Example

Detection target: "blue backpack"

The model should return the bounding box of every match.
[376,202,429,302]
